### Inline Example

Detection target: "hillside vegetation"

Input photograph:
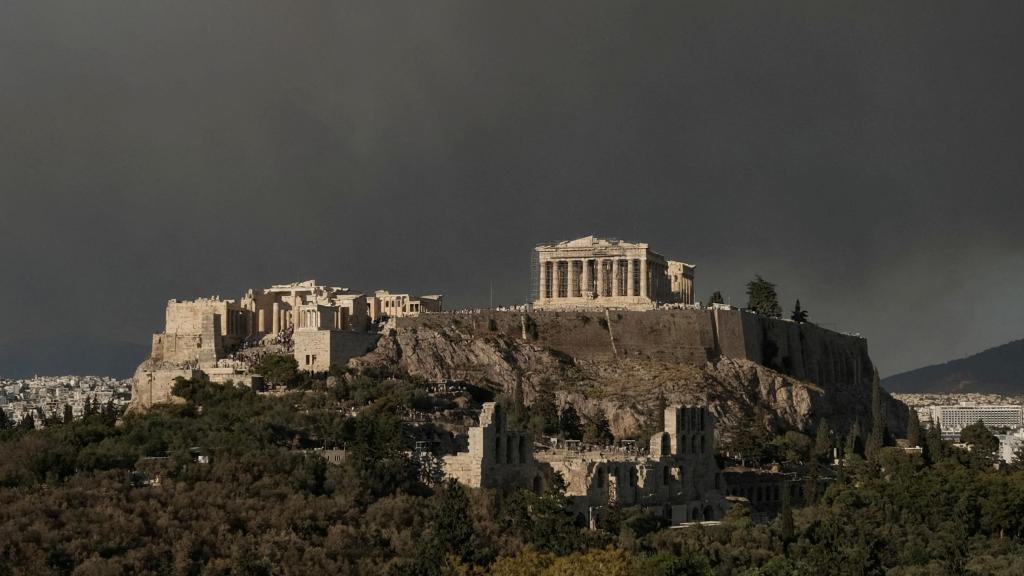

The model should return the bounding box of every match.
[1,372,1024,575]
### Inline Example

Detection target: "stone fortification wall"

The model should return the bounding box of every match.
[399,309,871,388]
[150,313,222,367]
[292,330,380,373]
[400,309,718,365]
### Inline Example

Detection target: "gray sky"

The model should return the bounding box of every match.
[1,1,1022,377]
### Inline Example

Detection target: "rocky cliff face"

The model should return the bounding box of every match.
[353,313,908,441]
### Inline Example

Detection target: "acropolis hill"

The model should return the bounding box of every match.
[130,236,908,439]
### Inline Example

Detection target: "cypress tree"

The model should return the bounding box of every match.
[791,300,809,323]
[866,369,885,462]
[63,404,74,424]
[778,483,795,545]
[907,410,921,447]
[813,417,831,461]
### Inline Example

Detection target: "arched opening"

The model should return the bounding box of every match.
[691,435,699,454]
[703,505,714,521]
[700,435,706,454]
[506,436,514,464]
[596,466,606,489]
[662,466,671,486]
[691,507,700,521]
[519,436,528,464]
[533,475,544,494]
[661,433,671,455]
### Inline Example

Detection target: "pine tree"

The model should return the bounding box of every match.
[745,275,782,318]
[583,409,613,445]
[708,291,724,306]
[435,479,473,561]
[559,404,582,440]
[530,386,560,437]
[907,410,921,447]
[790,300,809,323]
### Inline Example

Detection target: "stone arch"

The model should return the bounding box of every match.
[703,505,714,521]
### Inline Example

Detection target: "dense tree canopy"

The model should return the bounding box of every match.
[2,374,1024,575]
[745,276,782,318]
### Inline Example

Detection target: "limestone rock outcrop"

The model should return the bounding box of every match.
[352,311,908,441]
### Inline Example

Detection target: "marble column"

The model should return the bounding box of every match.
[596,259,605,298]
[272,302,280,333]
[640,259,648,299]
[582,259,592,298]
[627,259,636,297]
[538,258,548,300]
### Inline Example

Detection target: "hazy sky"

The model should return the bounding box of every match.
[1,1,1022,376]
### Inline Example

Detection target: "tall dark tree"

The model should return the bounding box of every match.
[0,408,10,430]
[845,418,864,459]
[745,275,781,318]
[530,386,560,437]
[435,479,473,561]
[906,410,922,447]
[790,300,808,323]
[509,375,527,429]
[707,291,724,306]
[777,484,795,545]
[559,404,582,441]
[925,422,945,465]
[62,404,74,425]
[813,417,832,461]
[582,409,613,445]
[20,413,35,430]
[866,369,885,463]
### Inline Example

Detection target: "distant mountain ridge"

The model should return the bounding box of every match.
[0,334,146,379]
[883,339,1024,394]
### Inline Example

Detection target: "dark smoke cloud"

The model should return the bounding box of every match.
[1,1,1022,376]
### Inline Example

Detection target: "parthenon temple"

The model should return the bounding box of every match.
[533,236,694,310]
